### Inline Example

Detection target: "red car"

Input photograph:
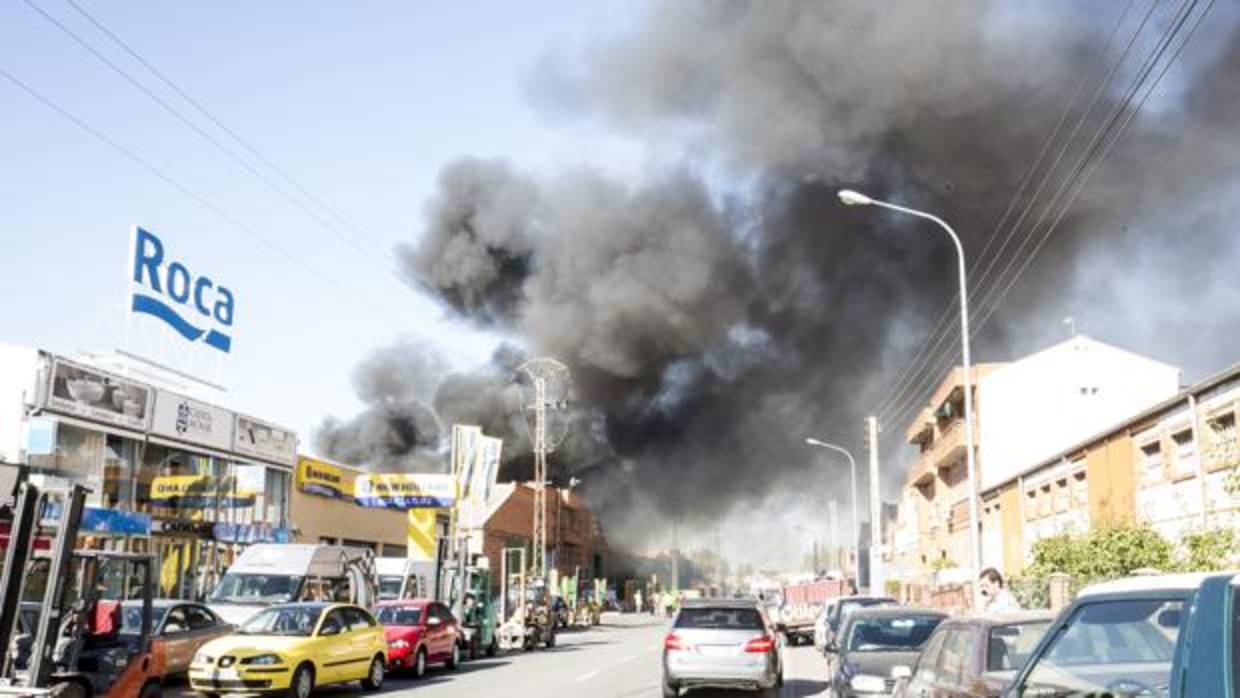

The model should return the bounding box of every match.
[374,599,463,678]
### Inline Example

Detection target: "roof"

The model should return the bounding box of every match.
[847,606,946,619]
[1078,572,1237,597]
[265,602,339,611]
[981,360,1240,496]
[680,598,761,610]
[374,599,433,608]
[945,610,1055,625]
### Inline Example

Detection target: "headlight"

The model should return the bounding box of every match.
[193,652,211,665]
[849,674,887,693]
[390,639,410,650]
[241,654,282,666]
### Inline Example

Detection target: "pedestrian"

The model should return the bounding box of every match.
[978,568,1021,613]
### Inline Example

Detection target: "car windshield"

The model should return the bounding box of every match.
[119,605,167,635]
[1019,599,1182,697]
[832,599,893,630]
[847,615,943,652]
[209,573,303,604]
[675,607,765,630]
[987,620,1052,672]
[237,607,321,636]
[377,576,404,601]
[375,606,422,626]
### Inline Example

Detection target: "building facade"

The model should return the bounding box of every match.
[894,336,1181,582]
[0,344,298,600]
[290,455,417,557]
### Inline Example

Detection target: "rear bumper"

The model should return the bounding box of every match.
[664,656,776,689]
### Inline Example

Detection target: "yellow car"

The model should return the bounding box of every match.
[189,602,387,698]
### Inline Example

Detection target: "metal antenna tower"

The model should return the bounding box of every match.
[516,358,572,581]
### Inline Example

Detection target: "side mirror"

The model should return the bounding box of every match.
[891,665,913,680]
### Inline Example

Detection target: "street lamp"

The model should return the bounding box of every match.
[805,438,861,587]
[837,188,982,597]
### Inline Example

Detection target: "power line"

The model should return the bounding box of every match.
[0,65,387,319]
[23,0,408,286]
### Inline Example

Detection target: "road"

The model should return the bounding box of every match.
[170,613,833,698]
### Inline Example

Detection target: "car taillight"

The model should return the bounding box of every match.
[664,633,692,652]
[744,635,774,653]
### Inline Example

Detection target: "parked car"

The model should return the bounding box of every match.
[894,611,1052,698]
[373,599,463,678]
[826,606,947,698]
[1003,573,1217,697]
[120,600,233,676]
[815,599,840,651]
[823,596,898,656]
[662,599,783,697]
[189,602,387,698]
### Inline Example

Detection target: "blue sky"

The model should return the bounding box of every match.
[1,1,643,445]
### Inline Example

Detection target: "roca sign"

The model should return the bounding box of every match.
[130,226,235,353]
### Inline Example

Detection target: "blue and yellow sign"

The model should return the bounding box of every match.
[355,473,455,509]
[296,457,356,500]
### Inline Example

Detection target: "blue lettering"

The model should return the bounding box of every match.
[214,287,235,326]
[166,262,191,303]
[132,228,163,292]
[193,276,214,316]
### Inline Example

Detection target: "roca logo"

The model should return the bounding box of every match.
[130,227,235,353]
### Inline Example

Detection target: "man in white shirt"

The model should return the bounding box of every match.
[979,567,1022,613]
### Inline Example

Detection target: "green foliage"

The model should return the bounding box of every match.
[928,557,958,573]
[1027,525,1173,581]
[1177,528,1238,572]
[884,579,902,597]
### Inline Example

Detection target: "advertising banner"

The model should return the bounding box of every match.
[44,357,151,431]
[129,226,236,354]
[80,508,151,536]
[354,473,455,509]
[150,389,234,451]
[296,456,356,500]
[213,522,291,544]
[407,509,439,561]
[467,436,503,528]
[452,425,483,500]
[234,415,297,467]
[148,474,257,508]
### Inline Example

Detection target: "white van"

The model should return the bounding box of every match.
[375,557,437,601]
[207,544,376,625]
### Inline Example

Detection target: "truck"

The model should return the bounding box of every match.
[375,557,437,601]
[205,543,377,626]
[775,578,848,646]
[1004,572,1237,697]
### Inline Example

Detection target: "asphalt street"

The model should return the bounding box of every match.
[170,613,833,698]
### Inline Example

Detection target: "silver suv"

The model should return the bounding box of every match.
[662,599,784,697]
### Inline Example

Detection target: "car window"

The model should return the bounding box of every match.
[988,621,1051,672]
[344,607,376,631]
[318,609,347,636]
[120,604,166,636]
[936,628,970,685]
[846,615,943,652]
[186,605,219,630]
[1020,599,1183,696]
[915,626,949,682]
[675,608,765,630]
[163,606,189,634]
[375,606,422,626]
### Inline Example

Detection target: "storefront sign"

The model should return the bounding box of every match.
[80,507,151,536]
[296,457,355,500]
[130,226,236,354]
[149,475,257,508]
[234,415,296,466]
[152,518,216,538]
[212,522,291,544]
[150,389,234,451]
[354,473,455,509]
[44,358,152,431]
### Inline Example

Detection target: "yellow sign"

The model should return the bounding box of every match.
[407,509,439,561]
[354,473,455,509]
[149,475,256,508]
[296,457,356,500]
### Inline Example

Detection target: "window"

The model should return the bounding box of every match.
[375,606,422,626]
[914,626,949,682]
[1206,412,1237,472]
[1052,479,1070,514]
[675,608,765,630]
[102,435,136,509]
[343,539,376,552]
[1171,429,1197,479]
[343,607,376,631]
[987,621,1051,671]
[135,444,224,518]
[162,606,189,634]
[318,610,347,636]
[1025,490,1038,521]
[1071,472,1088,507]
[1020,599,1183,696]
[28,423,106,504]
[1038,484,1052,517]
[186,605,218,630]
[936,628,970,685]
[381,544,406,558]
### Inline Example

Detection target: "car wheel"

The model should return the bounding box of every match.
[413,648,428,679]
[776,670,785,688]
[287,663,314,698]
[361,654,385,691]
[446,642,461,670]
[546,629,556,649]
[138,683,161,698]
[661,680,678,698]
[468,635,479,661]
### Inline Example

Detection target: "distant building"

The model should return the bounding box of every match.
[895,336,1180,582]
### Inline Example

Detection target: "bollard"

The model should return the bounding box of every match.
[1049,573,1072,612]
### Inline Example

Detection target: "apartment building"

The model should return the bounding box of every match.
[986,362,1240,575]
[893,336,1180,582]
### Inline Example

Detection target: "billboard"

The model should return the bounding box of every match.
[129,226,236,353]
[296,456,356,500]
[354,473,455,509]
[234,415,297,467]
[150,389,234,451]
[44,357,152,431]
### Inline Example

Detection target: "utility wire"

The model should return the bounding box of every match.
[23,0,408,286]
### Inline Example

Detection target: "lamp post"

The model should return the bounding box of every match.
[805,438,861,587]
[837,189,982,598]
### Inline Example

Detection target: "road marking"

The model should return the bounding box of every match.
[575,669,600,681]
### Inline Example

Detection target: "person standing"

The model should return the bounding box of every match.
[978,568,1021,613]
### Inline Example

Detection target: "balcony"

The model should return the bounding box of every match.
[930,419,969,470]
[908,456,935,487]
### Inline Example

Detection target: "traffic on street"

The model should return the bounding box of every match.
[5,1,1240,696]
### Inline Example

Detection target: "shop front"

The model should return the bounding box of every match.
[1,347,298,600]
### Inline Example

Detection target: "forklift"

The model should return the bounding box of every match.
[496,548,555,651]
[442,553,499,660]
[0,482,163,698]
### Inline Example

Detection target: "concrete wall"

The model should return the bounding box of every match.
[978,337,1180,492]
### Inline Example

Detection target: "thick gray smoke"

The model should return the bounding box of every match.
[324,1,1240,549]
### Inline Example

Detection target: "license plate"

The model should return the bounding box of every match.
[214,669,240,681]
[699,645,738,657]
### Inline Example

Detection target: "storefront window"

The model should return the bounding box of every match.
[27,423,105,506]
[231,464,290,526]
[135,444,224,521]
[102,435,137,509]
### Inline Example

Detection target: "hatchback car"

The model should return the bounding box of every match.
[373,600,462,677]
[895,611,1052,698]
[189,602,387,698]
[827,607,946,697]
[662,599,783,697]
[121,600,233,676]
[824,596,898,656]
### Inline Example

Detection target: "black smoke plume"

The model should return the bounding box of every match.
[322,1,1240,550]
